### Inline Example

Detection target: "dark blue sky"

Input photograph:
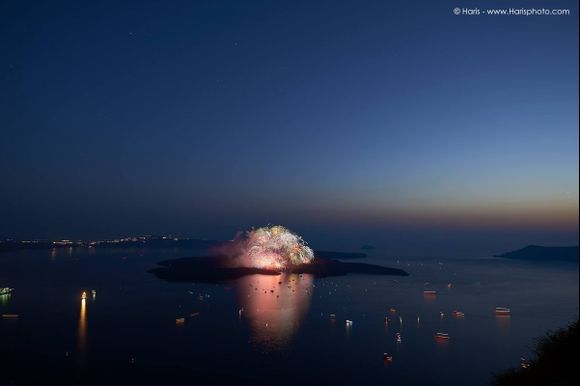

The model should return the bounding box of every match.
[1,0,578,255]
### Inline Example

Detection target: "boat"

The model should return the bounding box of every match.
[495,307,511,316]
[345,319,353,326]
[383,353,393,362]
[435,332,449,340]
[81,291,87,300]
[0,287,14,295]
[423,290,437,295]
[395,333,402,343]
[389,307,397,313]
[1,314,19,319]
[452,310,465,318]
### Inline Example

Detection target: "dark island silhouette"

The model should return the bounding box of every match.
[495,245,579,262]
[149,254,408,283]
[313,250,367,259]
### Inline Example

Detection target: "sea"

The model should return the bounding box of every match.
[0,246,578,385]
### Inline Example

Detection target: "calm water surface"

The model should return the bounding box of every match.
[0,247,577,385]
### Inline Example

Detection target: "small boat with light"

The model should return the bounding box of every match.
[383,353,393,362]
[395,333,402,343]
[435,332,449,340]
[495,307,511,316]
[452,310,465,318]
[423,290,437,295]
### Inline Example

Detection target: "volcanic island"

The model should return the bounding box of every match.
[149,225,408,283]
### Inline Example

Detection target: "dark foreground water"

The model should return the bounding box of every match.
[0,247,577,386]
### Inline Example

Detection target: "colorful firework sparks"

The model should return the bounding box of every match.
[224,225,314,270]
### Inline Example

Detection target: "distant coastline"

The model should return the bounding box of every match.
[0,237,369,261]
[494,245,579,262]
[0,236,219,253]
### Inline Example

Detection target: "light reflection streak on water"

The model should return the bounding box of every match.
[496,314,511,332]
[0,294,10,307]
[78,295,87,364]
[237,273,313,350]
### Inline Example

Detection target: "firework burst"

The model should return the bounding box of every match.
[223,225,314,270]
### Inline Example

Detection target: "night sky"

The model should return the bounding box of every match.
[1,0,578,255]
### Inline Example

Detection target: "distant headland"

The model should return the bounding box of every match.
[495,245,579,262]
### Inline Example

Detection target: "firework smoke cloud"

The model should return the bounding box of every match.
[221,225,315,270]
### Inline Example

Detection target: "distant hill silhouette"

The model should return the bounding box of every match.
[495,245,578,261]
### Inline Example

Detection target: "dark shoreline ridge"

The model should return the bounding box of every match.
[149,255,408,283]
[494,245,579,261]
[492,319,578,386]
